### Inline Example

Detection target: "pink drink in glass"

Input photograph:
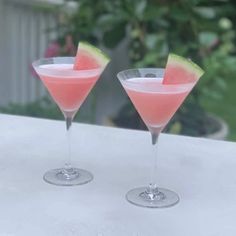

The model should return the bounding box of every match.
[39,64,100,113]
[122,77,194,132]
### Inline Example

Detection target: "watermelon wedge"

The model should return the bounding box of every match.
[163,53,204,84]
[73,41,110,70]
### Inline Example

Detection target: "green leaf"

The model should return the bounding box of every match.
[219,17,233,30]
[135,0,147,19]
[215,78,227,90]
[97,14,117,27]
[199,32,218,47]
[194,7,216,19]
[145,34,159,49]
[143,6,168,20]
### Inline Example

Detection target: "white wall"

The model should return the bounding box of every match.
[0,0,58,106]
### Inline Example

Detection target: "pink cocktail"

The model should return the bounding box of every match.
[33,57,108,186]
[123,77,193,133]
[118,68,201,208]
[39,64,100,113]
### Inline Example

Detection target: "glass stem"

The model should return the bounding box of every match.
[148,132,160,192]
[65,116,73,170]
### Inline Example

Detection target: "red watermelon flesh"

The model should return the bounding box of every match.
[163,54,204,84]
[73,42,110,70]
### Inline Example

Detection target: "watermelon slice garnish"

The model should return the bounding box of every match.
[73,41,110,70]
[163,53,204,84]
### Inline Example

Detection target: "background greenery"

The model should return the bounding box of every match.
[1,0,236,139]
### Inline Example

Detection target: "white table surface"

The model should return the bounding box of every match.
[0,114,236,236]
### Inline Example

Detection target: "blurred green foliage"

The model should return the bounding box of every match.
[0,97,94,123]
[2,0,236,137]
[60,0,236,136]
[0,97,62,120]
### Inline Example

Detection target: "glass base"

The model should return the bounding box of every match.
[126,186,179,208]
[43,167,93,186]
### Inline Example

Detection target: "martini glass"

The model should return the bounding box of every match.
[117,68,197,208]
[33,57,105,186]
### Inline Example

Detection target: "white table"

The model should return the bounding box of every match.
[0,114,236,236]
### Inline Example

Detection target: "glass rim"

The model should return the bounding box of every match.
[32,57,104,76]
[117,68,196,86]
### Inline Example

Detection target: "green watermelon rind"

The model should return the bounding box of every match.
[79,41,110,67]
[169,53,204,78]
